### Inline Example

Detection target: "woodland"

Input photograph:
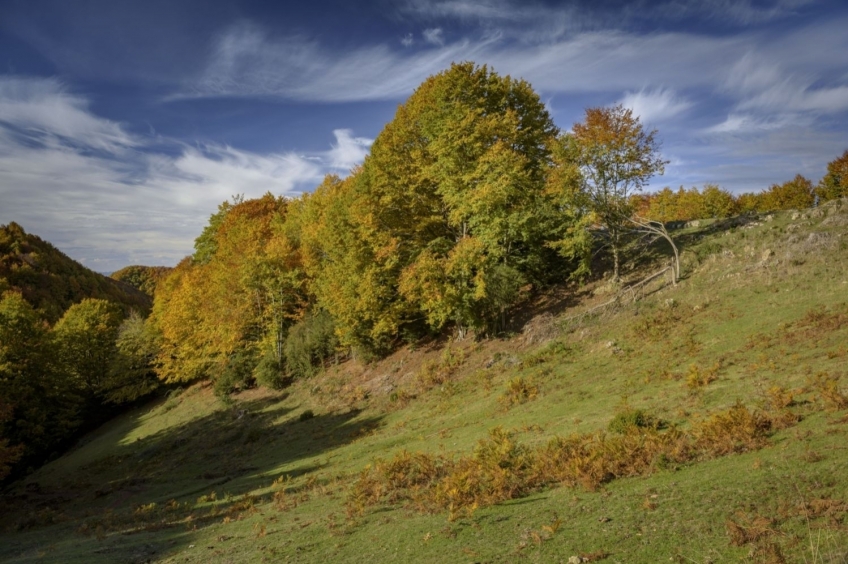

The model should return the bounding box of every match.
[1,61,847,487]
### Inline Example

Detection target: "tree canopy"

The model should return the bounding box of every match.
[567,105,667,280]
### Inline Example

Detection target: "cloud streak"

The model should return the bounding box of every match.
[0,76,372,271]
[618,88,692,125]
[176,13,848,118]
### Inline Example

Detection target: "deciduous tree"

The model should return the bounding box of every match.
[817,150,848,202]
[568,105,667,280]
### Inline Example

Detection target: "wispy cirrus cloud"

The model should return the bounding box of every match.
[617,88,692,125]
[173,22,493,102]
[178,15,848,107]
[395,0,815,35]
[175,23,738,102]
[0,76,138,152]
[0,76,372,271]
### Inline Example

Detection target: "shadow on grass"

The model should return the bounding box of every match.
[0,391,383,563]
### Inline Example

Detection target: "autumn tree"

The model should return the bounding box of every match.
[760,174,814,211]
[817,150,848,202]
[151,193,299,391]
[53,298,124,401]
[325,62,564,341]
[543,134,594,280]
[110,265,173,297]
[568,105,667,280]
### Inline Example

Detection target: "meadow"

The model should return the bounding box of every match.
[2,198,847,563]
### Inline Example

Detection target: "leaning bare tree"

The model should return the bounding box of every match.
[628,215,680,284]
[568,105,668,281]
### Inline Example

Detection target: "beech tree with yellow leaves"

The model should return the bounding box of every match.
[568,105,667,281]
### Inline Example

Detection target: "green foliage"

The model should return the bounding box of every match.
[298,409,315,422]
[152,194,295,384]
[0,291,81,478]
[53,299,124,399]
[253,350,288,390]
[816,149,848,202]
[283,310,338,379]
[214,349,258,400]
[0,399,22,481]
[192,197,238,265]
[759,174,815,211]
[305,62,571,347]
[607,407,658,434]
[110,265,173,297]
[104,313,161,403]
[0,222,150,323]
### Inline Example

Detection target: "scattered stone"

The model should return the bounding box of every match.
[686,219,701,228]
[761,249,773,261]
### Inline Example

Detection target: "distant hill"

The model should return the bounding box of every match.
[110,265,173,298]
[0,222,151,322]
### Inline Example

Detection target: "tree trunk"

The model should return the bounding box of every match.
[611,232,621,282]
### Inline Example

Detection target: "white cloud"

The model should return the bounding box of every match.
[176,23,736,102]
[0,76,138,152]
[173,22,493,102]
[0,76,373,271]
[618,88,691,125]
[423,27,445,45]
[396,0,814,38]
[401,33,414,47]
[655,0,814,25]
[327,129,373,172]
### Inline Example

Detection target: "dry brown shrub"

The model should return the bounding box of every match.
[685,362,719,390]
[579,550,611,562]
[693,403,772,456]
[810,372,848,410]
[347,403,788,520]
[764,386,795,409]
[499,377,539,408]
[433,427,535,520]
[749,542,787,564]
[726,511,775,546]
[796,498,848,524]
[631,303,684,342]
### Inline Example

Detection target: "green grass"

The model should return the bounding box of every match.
[2,199,848,563]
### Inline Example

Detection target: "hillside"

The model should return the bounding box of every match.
[0,223,152,322]
[111,266,174,298]
[1,199,846,562]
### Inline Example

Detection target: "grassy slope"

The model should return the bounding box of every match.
[2,200,848,563]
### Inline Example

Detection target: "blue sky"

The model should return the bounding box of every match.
[1,0,847,271]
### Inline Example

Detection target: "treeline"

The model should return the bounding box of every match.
[0,223,151,322]
[111,265,173,298]
[633,158,847,223]
[150,63,600,399]
[136,64,848,399]
[0,224,159,481]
